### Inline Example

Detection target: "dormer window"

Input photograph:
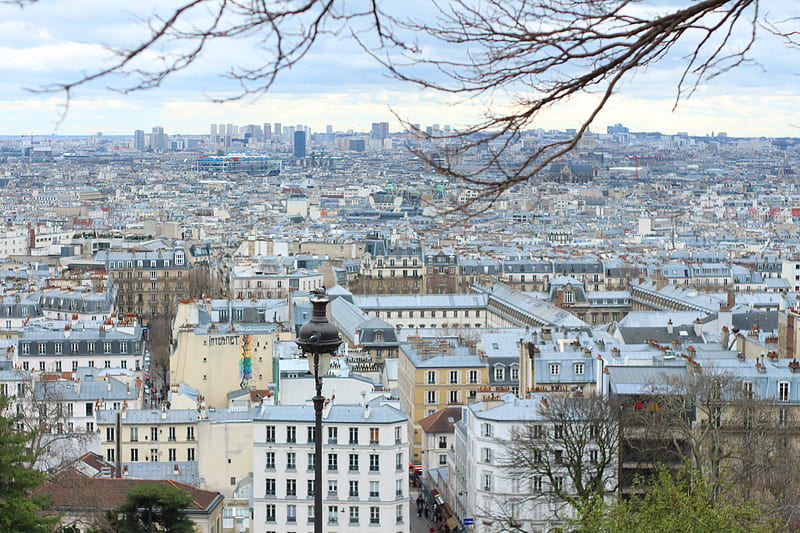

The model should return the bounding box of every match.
[375,330,384,342]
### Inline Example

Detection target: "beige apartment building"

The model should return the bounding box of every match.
[397,337,489,464]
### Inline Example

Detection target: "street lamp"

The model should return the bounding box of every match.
[295,288,342,533]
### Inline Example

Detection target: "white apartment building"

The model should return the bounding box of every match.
[450,395,615,533]
[0,226,28,258]
[253,400,410,533]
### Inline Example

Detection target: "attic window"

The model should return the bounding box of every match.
[492,343,499,350]
[679,331,689,336]
[375,331,384,342]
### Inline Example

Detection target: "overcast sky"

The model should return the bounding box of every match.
[0,0,798,137]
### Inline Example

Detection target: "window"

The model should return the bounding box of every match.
[286,425,296,443]
[307,426,316,443]
[449,390,460,404]
[187,448,195,461]
[150,448,159,462]
[369,427,379,444]
[55,342,63,354]
[511,366,519,381]
[168,448,176,461]
[265,478,276,496]
[590,449,599,464]
[286,479,296,496]
[307,453,315,471]
[106,448,115,462]
[265,504,275,522]
[482,472,493,491]
[349,506,359,524]
[426,371,437,385]
[481,423,493,438]
[349,480,359,497]
[574,362,585,375]
[307,479,315,497]
[349,427,359,444]
[481,447,493,463]
[150,427,158,441]
[307,504,314,523]
[370,506,380,525]
[533,476,543,492]
[106,427,115,442]
[187,427,195,441]
[396,478,404,496]
[265,425,275,442]
[554,450,563,464]
[554,425,564,439]
[743,380,754,399]
[328,506,339,524]
[370,480,380,497]
[426,390,438,404]
[328,453,338,471]
[286,504,296,523]
[438,435,447,449]
[328,426,338,444]
[130,448,138,462]
[265,452,275,470]
[550,363,561,376]
[554,477,564,491]
[286,452,296,470]
[494,366,505,381]
[396,452,403,471]
[533,425,544,439]
[328,480,338,496]
[349,453,359,472]
[449,370,459,384]
[369,454,379,472]
[168,427,176,441]
[469,370,478,384]
[396,504,404,524]
[394,426,402,443]
[779,381,790,402]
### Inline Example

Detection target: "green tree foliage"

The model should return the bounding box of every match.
[116,483,195,533]
[600,466,778,533]
[0,395,58,532]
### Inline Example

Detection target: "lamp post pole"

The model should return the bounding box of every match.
[312,355,325,533]
[296,289,342,533]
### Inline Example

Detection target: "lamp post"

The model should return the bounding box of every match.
[295,288,342,533]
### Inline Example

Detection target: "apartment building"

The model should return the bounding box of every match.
[397,337,489,463]
[97,246,192,317]
[252,401,410,532]
[15,321,145,374]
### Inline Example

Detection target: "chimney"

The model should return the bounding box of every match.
[721,326,730,349]
[667,319,673,335]
[542,328,552,341]
[694,318,702,337]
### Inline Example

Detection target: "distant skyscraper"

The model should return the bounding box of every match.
[263,123,272,137]
[274,123,282,140]
[150,126,167,152]
[326,125,333,135]
[371,122,389,140]
[210,123,218,137]
[294,130,307,158]
[133,129,145,151]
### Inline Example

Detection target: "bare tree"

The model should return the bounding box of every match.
[14,0,782,212]
[500,393,619,530]
[13,375,96,475]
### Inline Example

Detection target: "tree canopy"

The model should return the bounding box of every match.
[115,483,195,533]
[599,466,779,533]
[0,395,58,532]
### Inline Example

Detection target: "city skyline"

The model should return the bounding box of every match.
[0,1,799,137]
